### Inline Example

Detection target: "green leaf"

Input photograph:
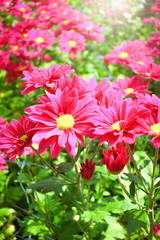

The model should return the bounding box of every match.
[27,177,68,194]
[130,181,136,197]
[103,222,125,240]
[56,162,73,173]
[124,173,142,185]
[0,208,15,218]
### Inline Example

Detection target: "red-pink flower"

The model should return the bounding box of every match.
[59,31,86,57]
[25,87,98,158]
[111,76,150,97]
[133,62,160,81]
[153,224,160,237]
[19,63,74,94]
[92,98,149,146]
[80,159,95,180]
[101,142,129,174]
[0,151,7,171]
[0,115,36,162]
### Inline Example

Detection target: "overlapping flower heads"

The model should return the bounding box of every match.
[0,0,104,82]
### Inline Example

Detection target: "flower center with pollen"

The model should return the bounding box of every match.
[35,37,44,43]
[119,52,128,58]
[151,123,160,136]
[112,120,124,131]
[68,40,76,47]
[124,88,134,94]
[57,114,75,130]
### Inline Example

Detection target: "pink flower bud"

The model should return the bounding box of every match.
[80,159,95,180]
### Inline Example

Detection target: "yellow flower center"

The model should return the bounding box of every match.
[24,14,28,19]
[57,114,75,130]
[53,3,57,7]
[76,17,80,21]
[46,16,50,19]
[20,7,26,12]
[151,123,160,136]
[112,120,124,131]
[64,20,70,24]
[63,11,66,15]
[35,37,44,44]
[138,61,145,65]
[124,88,134,94]
[5,28,10,32]
[119,52,128,58]
[23,33,28,38]
[70,29,75,32]
[18,66,25,71]
[41,10,46,14]
[68,40,77,47]
[86,27,92,31]
[13,45,19,51]
[146,73,151,78]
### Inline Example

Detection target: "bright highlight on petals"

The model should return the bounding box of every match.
[124,88,134,94]
[57,114,75,130]
[119,52,128,58]
[68,40,77,47]
[35,37,44,44]
[151,123,160,136]
[112,120,124,131]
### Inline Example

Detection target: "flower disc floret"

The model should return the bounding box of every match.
[68,40,77,47]
[119,52,128,58]
[112,120,124,131]
[57,114,75,130]
[151,123,160,136]
[124,88,134,94]
[35,37,44,44]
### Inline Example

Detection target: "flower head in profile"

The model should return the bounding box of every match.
[0,117,6,133]
[0,115,36,162]
[19,63,74,94]
[25,87,98,158]
[80,159,95,180]
[101,142,129,174]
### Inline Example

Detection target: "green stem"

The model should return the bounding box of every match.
[31,146,75,184]
[87,180,90,203]
[153,187,160,201]
[117,174,147,209]
[148,148,159,240]
[91,145,101,160]
[125,143,149,194]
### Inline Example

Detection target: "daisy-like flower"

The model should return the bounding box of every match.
[0,115,36,162]
[111,76,150,97]
[136,100,160,148]
[59,31,86,58]
[92,98,149,146]
[133,62,160,81]
[103,40,148,66]
[26,28,55,50]
[19,63,74,94]
[25,87,98,158]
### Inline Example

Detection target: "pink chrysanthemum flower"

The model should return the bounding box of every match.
[133,62,160,81]
[92,98,149,146]
[59,31,86,58]
[25,87,98,158]
[19,63,74,94]
[26,28,55,50]
[136,100,160,148]
[111,76,150,97]
[0,115,36,162]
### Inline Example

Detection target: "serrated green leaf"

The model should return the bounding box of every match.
[27,177,68,194]
[124,173,142,185]
[56,162,73,173]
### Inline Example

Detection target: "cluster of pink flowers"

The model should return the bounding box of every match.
[0,0,104,83]
[0,54,160,173]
